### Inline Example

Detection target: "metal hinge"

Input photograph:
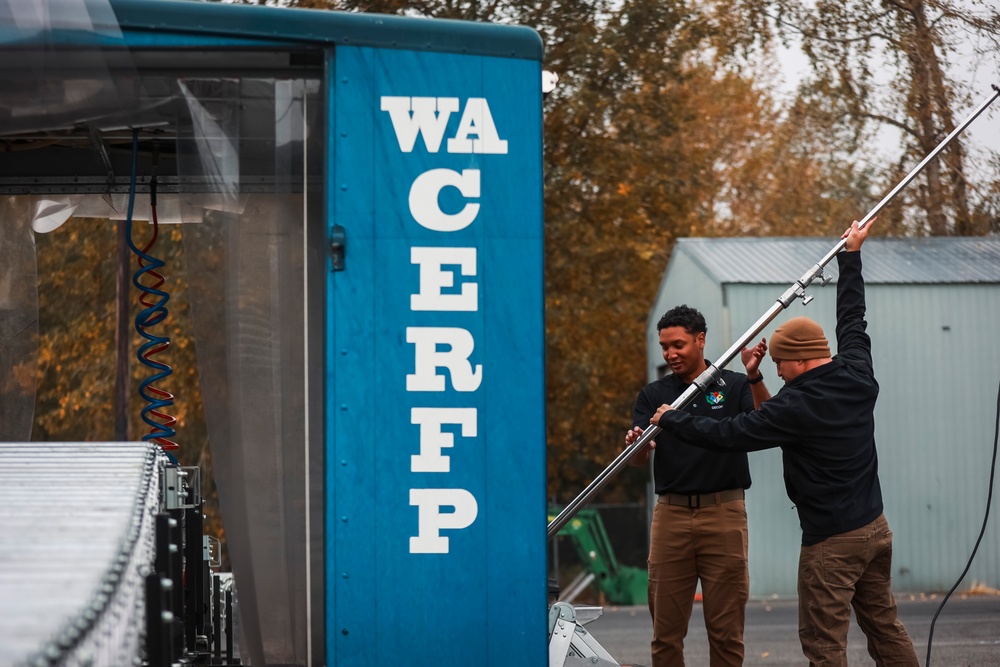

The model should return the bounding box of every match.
[163,466,201,510]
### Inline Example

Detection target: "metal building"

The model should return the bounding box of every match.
[648,236,1000,596]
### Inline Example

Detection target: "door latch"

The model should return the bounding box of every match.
[330,224,346,272]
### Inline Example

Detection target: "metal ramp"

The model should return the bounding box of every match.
[0,442,162,666]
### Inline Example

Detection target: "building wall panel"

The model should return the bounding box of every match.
[655,244,1000,596]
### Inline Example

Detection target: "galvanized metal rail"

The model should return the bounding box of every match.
[548,84,1000,540]
[0,442,162,666]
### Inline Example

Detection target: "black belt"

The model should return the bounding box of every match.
[658,488,744,508]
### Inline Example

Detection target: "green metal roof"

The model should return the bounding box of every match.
[109,0,543,60]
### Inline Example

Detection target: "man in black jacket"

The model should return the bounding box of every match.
[649,220,919,667]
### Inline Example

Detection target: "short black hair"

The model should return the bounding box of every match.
[657,305,707,335]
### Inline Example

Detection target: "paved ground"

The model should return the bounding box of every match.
[584,593,1000,666]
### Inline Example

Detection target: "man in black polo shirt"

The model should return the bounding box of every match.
[625,305,770,667]
[650,220,919,667]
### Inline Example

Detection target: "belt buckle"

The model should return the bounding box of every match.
[688,494,700,509]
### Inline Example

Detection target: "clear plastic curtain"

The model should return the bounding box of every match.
[0,0,136,441]
[0,0,140,136]
[179,77,321,666]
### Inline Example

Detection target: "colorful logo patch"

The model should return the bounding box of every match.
[706,391,725,405]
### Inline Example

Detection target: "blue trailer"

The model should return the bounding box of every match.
[0,1,558,664]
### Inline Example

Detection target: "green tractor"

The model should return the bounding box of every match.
[549,507,648,606]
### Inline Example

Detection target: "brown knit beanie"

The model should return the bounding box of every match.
[769,316,831,361]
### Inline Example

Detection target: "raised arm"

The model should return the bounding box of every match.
[741,338,772,409]
[835,220,874,375]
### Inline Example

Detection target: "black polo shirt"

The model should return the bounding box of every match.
[631,365,753,495]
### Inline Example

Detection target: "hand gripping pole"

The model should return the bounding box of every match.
[547,84,1000,541]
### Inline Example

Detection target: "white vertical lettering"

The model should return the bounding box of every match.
[410,247,478,312]
[410,407,478,472]
[380,96,459,153]
[396,95,507,556]
[409,168,480,232]
[409,488,479,554]
[405,327,483,392]
[446,98,508,154]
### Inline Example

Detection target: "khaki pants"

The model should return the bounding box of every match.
[647,497,749,667]
[798,513,919,667]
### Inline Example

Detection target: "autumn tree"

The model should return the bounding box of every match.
[33,216,225,546]
[34,219,200,445]
[717,0,1000,236]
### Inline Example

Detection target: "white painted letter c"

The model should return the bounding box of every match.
[409,168,480,232]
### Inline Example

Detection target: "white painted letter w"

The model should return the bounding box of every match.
[380,96,459,153]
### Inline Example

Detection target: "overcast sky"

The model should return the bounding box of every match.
[771,29,999,193]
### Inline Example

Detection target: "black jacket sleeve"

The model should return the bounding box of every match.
[658,389,801,453]
[835,251,873,377]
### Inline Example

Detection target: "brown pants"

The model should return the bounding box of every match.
[647,497,749,667]
[798,513,919,667]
